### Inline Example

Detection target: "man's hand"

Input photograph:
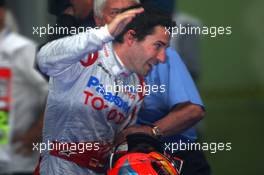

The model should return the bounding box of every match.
[108,8,144,37]
[114,125,152,146]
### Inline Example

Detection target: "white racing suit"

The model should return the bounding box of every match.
[37,26,144,175]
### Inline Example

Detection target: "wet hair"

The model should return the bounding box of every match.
[114,6,173,43]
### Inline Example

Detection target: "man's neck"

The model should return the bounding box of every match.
[112,43,131,71]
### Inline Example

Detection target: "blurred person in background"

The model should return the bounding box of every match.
[170,0,202,82]
[93,0,140,26]
[48,0,95,40]
[4,10,18,33]
[37,0,96,81]
[0,0,48,174]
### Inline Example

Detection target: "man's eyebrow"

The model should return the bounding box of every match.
[156,41,167,46]
[156,41,170,48]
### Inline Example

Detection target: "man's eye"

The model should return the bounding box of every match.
[154,43,162,50]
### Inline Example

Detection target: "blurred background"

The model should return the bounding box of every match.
[178,0,264,175]
[2,0,264,174]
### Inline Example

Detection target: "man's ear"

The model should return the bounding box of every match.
[123,29,136,46]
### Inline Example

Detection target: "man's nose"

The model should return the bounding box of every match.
[156,49,166,63]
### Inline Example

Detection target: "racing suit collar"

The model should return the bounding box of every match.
[113,51,131,77]
[107,42,131,77]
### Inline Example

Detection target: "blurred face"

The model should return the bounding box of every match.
[96,0,138,26]
[129,26,170,76]
[70,0,93,19]
[0,7,5,30]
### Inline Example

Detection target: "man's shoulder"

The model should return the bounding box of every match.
[148,47,193,83]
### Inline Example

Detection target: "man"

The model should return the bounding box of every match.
[0,0,48,174]
[93,0,210,174]
[36,7,171,175]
